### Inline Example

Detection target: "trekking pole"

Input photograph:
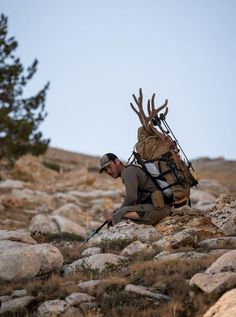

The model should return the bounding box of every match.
[80,220,108,248]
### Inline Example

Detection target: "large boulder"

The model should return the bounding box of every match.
[197,237,236,250]
[203,288,236,317]
[37,299,71,317]
[208,194,236,235]
[63,253,127,275]
[12,154,58,183]
[154,208,220,236]
[0,230,37,244]
[0,179,24,193]
[11,189,56,212]
[120,240,154,257]
[190,189,216,213]
[29,214,86,237]
[0,243,63,281]
[52,203,87,224]
[0,296,36,315]
[190,250,236,295]
[153,228,216,250]
[90,221,160,245]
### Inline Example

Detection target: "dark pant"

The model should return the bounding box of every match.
[112,203,171,225]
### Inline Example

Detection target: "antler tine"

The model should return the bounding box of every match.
[130,88,150,130]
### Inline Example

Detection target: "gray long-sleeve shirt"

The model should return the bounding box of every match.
[120,165,157,207]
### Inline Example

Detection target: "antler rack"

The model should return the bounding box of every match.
[130,88,168,135]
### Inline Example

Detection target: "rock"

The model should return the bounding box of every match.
[29,214,86,237]
[153,228,215,250]
[205,249,236,274]
[0,296,11,305]
[208,194,236,235]
[29,214,58,233]
[37,299,70,317]
[91,221,160,245]
[78,280,101,296]
[0,240,33,254]
[203,288,236,317]
[79,301,98,314]
[12,289,27,298]
[58,168,96,188]
[154,251,207,261]
[198,178,227,197]
[0,230,37,244]
[190,272,236,295]
[12,188,56,212]
[12,154,58,183]
[81,247,103,257]
[125,284,170,301]
[69,189,122,200]
[65,292,95,306]
[0,179,24,192]
[52,203,87,224]
[0,243,63,281]
[154,212,219,236]
[190,250,236,295]
[54,192,87,208]
[120,240,154,256]
[63,253,127,275]
[197,237,236,250]
[190,189,216,212]
[0,296,35,314]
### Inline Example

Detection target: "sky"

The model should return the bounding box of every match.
[1,0,236,161]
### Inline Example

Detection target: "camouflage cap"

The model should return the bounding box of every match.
[99,153,118,173]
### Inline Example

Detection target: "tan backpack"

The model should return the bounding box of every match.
[130,89,199,208]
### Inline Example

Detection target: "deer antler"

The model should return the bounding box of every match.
[130,88,168,134]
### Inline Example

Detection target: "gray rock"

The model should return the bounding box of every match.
[197,237,236,250]
[206,249,236,274]
[77,280,101,295]
[69,189,122,200]
[79,301,98,314]
[37,299,70,317]
[52,203,86,223]
[203,288,236,317]
[120,240,154,256]
[0,240,32,255]
[154,250,207,261]
[65,292,95,306]
[12,289,27,298]
[81,247,103,257]
[12,188,56,212]
[190,250,236,295]
[0,296,35,314]
[0,230,37,244]
[190,272,236,295]
[63,253,127,275]
[0,243,63,281]
[208,194,236,235]
[0,179,24,192]
[29,214,86,237]
[125,284,169,301]
[190,189,216,212]
[153,228,203,250]
[91,221,160,245]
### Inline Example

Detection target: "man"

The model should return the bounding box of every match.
[99,153,171,226]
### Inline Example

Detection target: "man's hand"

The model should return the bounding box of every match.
[106,213,113,228]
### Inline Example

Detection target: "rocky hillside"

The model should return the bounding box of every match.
[0,147,235,317]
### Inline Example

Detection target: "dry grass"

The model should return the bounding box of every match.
[94,255,220,317]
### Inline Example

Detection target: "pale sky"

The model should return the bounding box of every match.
[1,0,236,161]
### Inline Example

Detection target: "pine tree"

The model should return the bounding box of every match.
[0,14,50,161]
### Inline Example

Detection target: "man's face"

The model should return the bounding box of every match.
[105,160,122,178]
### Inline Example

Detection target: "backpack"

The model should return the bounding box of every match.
[130,88,199,208]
